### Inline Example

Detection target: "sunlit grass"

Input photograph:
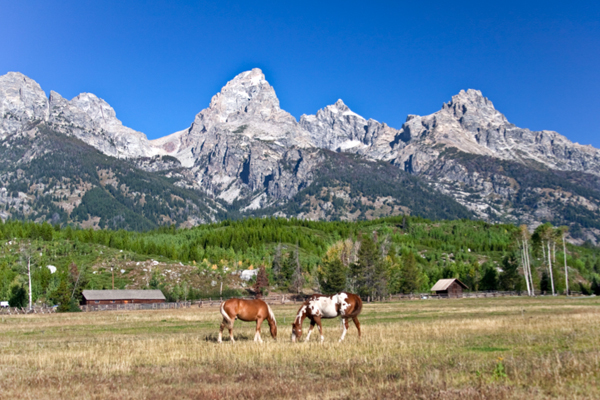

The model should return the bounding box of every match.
[0,296,598,399]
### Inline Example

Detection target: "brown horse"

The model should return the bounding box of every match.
[218,298,277,343]
[291,292,362,343]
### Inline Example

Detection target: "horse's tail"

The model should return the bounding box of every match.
[220,301,234,328]
[347,294,363,318]
[266,303,278,339]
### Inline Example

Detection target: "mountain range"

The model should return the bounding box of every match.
[1,69,600,243]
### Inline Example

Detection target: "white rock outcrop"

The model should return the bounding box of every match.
[0,72,49,139]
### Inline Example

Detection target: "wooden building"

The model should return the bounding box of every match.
[430,279,468,298]
[81,290,166,305]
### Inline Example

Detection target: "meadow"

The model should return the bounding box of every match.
[0,296,598,399]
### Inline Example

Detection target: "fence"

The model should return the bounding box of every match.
[80,301,193,312]
[1,291,587,315]
[0,306,56,315]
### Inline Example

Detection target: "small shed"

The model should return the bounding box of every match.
[430,279,468,298]
[81,290,166,305]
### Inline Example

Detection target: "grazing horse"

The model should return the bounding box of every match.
[218,298,277,343]
[291,292,362,343]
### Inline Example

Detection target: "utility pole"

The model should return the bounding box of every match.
[27,255,32,311]
[563,234,569,296]
[548,242,555,296]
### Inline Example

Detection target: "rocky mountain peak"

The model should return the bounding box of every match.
[206,68,285,123]
[299,99,398,158]
[0,72,49,138]
[317,99,366,120]
[49,90,126,133]
[442,88,508,128]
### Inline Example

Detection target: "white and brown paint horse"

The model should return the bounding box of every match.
[218,298,277,343]
[291,292,362,343]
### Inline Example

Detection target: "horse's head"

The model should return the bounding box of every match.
[269,321,278,340]
[291,321,302,342]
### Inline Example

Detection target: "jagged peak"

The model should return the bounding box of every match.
[446,89,495,110]
[1,71,38,84]
[334,98,347,108]
[48,90,65,102]
[319,99,365,120]
[71,91,108,105]
[205,68,284,122]
[0,71,46,95]
[229,68,267,86]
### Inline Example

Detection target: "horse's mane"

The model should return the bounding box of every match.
[266,303,276,323]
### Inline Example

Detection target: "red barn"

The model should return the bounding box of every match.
[81,290,166,305]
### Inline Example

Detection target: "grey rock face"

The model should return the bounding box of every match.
[48,90,162,159]
[392,89,600,176]
[0,71,162,159]
[0,72,49,139]
[299,99,400,161]
[152,68,315,202]
[3,68,600,240]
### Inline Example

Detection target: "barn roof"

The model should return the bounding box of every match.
[82,290,166,301]
[430,278,469,291]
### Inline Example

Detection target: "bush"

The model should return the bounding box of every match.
[9,285,27,308]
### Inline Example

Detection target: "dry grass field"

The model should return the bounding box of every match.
[0,297,598,400]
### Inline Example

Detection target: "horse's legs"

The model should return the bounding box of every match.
[218,319,226,343]
[339,318,349,342]
[305,320,316,341]
[254,318,264,343]
[313,317,324,343]
[228,317,235,343]
[352,316,361,338]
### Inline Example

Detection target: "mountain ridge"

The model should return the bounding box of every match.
[2,69,600,242]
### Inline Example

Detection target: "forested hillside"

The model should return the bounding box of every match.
[0,125,219,229]
[246,151,473,221]
[1,216,599,310]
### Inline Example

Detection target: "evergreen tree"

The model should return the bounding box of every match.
[8,285,27,308]
[55,277,79,312]
[253,264,270,298]
[479,263,499,291]
[319,258,346,294]
[499,253,523,291]
[540,271,550,294]
[399,252,419,294]
[281,249,295,284]
[578,282,592,295]
[591,277,600,296]
[351,234,385,298]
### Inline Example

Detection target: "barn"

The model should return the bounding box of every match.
[430,279,468,298]
[81,290,166,305]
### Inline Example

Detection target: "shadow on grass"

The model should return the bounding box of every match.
[204,332,252,342]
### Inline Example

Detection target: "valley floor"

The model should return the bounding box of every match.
[0,297,598,399]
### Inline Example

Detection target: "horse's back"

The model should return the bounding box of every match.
[228,298,269,321]
[311,296,338,318]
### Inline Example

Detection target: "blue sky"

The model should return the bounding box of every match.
[1,1,599,145]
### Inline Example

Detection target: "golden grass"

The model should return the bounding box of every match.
[0,297,599,399]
